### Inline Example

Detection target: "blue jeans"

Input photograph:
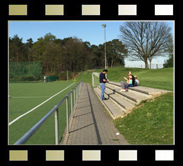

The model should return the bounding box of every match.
[100,83,105,100]
[125,84,134,89]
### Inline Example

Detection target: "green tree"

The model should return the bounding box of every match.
[64,37,89,72]
[44,33,56,42]
[25,38,33,62]
[163,54,173,68]
[90,44,103,68]
[32,33,58,73]
[163,41,174,68]
[32,37,46,61]
[106,39,127,68]
[9,35,27,62]
[43,42,63,73]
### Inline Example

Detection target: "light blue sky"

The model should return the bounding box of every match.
[9,21,174,66]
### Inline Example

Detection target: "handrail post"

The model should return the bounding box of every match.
[78,82,80,97]
[73,88,76,108]
[66,95,69,134]
[79,82,81,92]
[71,90,73,117]
[92,73,94,87]
[77,85,79,99]
[76,85,78,101]
[55,107,59,145]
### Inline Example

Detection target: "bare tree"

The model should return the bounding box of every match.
[119,22,173,68]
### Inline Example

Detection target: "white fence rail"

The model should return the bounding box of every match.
[125,64,164,69]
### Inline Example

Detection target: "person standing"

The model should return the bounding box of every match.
[99,69,109,100]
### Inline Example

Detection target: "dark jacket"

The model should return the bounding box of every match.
[131,75,135,86]
[99,72,107,83]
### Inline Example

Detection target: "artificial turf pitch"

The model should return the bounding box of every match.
[9,80,76,145]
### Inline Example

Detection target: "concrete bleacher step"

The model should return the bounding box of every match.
[94,88,125,120]
[105,84,151,104]
[102,88,135,111]
[129,86,170,95]
[109,81,170,96]
[94,81,171,120]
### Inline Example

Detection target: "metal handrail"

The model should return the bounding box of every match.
[14,80,83,145]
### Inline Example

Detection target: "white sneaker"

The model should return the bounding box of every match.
[119,89,126,92]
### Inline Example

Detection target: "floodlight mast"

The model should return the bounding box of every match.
[101,24,107,69]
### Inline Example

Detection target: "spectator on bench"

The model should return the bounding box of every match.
[120,75,133,92]
[134,75,139,86]
[120,71,135,92]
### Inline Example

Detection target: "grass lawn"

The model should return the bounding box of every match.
[76,67,173,91]
[114,92,174,145]
[9,80,77,145]
[107,67,173,91]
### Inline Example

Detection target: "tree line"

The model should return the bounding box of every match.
[9,33,127,77]
[9,21,173,78]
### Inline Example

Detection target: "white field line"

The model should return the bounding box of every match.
[9,82,75,126]
[12,96,50,98]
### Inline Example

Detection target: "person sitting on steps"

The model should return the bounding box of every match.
[120,71,135,92]
[120,75,133,92]
[134,75,139,86]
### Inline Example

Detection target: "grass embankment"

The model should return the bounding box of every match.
[76,67,173,91]
[107,67,173,91]
[76,67,174,144]
[114,92,173,144]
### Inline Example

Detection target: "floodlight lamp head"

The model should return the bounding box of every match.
[102,24,106,28]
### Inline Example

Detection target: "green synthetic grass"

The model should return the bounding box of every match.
[114,92,174,145]
[9,80,76,145]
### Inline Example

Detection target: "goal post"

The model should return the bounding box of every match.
[92,72,100,88]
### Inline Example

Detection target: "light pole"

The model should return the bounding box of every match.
[102,24,107,69]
